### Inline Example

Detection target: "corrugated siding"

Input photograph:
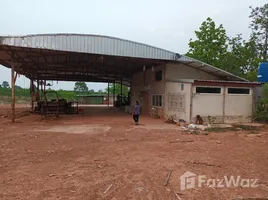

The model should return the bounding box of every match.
[0,34,176,60]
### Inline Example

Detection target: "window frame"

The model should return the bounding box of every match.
[151,94,163,107]
[195,86,222,95]
[155,70,163,82]
[227,87,251,95]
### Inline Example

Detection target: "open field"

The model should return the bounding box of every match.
[0,105,268,200]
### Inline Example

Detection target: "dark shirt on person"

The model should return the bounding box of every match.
[134,104,141,115]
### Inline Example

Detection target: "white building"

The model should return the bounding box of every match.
[131,63,260,123]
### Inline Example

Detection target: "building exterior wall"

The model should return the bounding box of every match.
[224,88,253,123]
[192,86,224,123]
[131,64,166,117]
[192,85,253,123]
[131,62,255,123]
[164,82,192,121]
[165,63,221,80]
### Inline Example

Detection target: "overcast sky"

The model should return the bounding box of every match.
[0,0,266,90]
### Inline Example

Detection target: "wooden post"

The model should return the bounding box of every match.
[11,60,15,123]
[107,82,110,107]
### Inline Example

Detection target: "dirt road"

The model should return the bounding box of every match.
[0,105,268,199]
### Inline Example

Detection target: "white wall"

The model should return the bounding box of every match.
[165,82,191,121]
[166,63,221,81]
[191,85,253,123]
[192,86,224,123]
[225,88,253,123]
[131,61,254,123]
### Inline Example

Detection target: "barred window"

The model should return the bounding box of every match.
[152,95,163,107]
[228,88,250,94]
[196,87,221,94]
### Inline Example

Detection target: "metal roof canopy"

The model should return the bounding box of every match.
[0,34,247,86]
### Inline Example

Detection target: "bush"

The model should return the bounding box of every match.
[254,83,268,123]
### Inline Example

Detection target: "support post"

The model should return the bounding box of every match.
[113,81,115,107]
[30,79,34,113]
[107,82,110,107]
[40,80,43,101]
[37,79,39,101]
[11,60,15,123]
[120,77,123,105]
[129,79,132,106]
[44,80,46,94]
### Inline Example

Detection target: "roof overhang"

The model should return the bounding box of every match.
[193,80,261,87]
[0,34,248,85]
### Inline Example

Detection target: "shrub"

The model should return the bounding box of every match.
[254,83,268,123]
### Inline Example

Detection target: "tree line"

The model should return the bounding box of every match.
[0,81,129,101]
[186,3,268,81]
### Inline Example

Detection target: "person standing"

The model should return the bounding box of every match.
[132,101,141,125]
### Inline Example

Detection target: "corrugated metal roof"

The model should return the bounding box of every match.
[179,55,248,82]
[0,34,176,60]
[0,33,247,81]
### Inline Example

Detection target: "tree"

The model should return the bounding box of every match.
[249,4,268,61]
[15,85,23,90]
[186,16,262,81]
[105,83,129,95]
[186,17,228,69]
[2,81,10,88]
[223,34,261,80]
[74,82,88,94]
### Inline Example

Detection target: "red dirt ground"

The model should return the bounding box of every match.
[0,104,268,200]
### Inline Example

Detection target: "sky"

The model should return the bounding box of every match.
[0,0,266,90]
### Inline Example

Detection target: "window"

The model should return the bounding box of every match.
[155,70,162,81]
[152,94,163,107]
[196,87,221,94]
[228,88,250,94]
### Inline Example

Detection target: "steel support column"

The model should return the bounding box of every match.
[30,79,34,113]
[107,82,110,107]
[37,79,39,101]
[113,81,115,107]
[11,60,15,123]
[120,77,123,106]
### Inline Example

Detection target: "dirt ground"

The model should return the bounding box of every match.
[0,104,268,200]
